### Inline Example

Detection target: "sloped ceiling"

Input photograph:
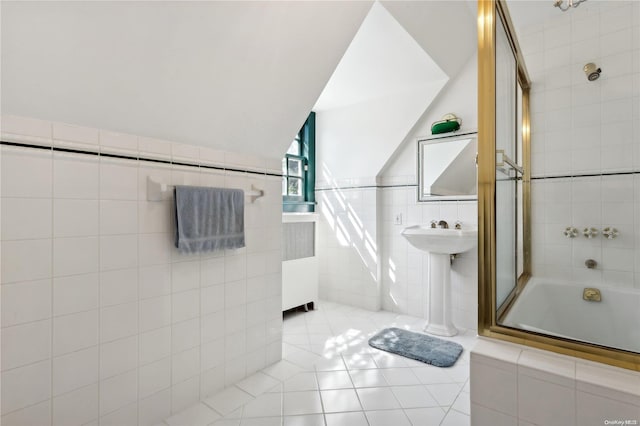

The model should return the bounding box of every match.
[314,2,449,182]
[314,2,447,112]
[1,1,372,159]
[314,1,478,182]
[380,1,477,78]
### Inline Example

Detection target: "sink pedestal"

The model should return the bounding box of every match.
[424,253,457,337]
[400,224,477,338]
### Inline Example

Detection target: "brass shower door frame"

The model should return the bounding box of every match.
[477,0,640,371]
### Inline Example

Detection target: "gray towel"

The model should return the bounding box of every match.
[174,185,245,254]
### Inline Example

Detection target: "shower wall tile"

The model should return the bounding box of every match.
[524,0,640,290]
[1,117,283,425]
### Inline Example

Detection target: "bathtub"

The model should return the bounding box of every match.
[502,279,640,353]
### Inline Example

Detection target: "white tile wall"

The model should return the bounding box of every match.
[0,116,283,425]
[315,182,478,330]
[470,338,640,426]
[379,186,478,330]
[521,1,640,288]
[316,186,380,311]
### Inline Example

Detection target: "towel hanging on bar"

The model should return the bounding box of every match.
[174,185,245,254]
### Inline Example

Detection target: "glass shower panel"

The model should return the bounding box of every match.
[495,15,517,308]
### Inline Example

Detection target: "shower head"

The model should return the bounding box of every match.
[583,63,601,81]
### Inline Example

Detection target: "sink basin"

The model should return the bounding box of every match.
[401,225,477,254]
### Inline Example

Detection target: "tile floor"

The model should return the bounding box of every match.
[160,301,477,426]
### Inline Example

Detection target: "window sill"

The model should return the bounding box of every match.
[283,201,315,213]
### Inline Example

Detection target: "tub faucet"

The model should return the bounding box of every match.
[438,220,449,229]
[583,288,601,302]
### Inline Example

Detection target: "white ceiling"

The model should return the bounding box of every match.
[1,1,372,159]
[313,2,447,112]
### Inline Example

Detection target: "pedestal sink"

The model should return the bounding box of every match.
[401,225,478,336]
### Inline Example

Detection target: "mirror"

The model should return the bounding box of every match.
[418,132,477,201]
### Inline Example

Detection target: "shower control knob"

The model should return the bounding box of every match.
[564,227,578,238]
[602,227,618,239]
[582,227,599,239]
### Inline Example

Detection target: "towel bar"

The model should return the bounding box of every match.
[146,176,264,203]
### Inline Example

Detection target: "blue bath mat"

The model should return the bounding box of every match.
[368,327,463,367]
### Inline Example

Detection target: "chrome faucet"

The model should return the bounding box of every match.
[438,220,449,229]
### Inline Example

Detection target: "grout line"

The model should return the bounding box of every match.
[97,155,103,423]
[49,143,55,426]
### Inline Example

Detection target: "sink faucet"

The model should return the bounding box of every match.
[438,220,449,229]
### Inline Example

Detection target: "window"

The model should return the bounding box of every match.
[283,112,315,212]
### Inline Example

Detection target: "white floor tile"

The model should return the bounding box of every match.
[324,411,368,426]
[236,373,281,397]
[204,387,254,416]
[425,383,464,406]
[281,372,318,392]
[317,371,353,390]
[349,369,389,388]
[283,414,325,426]
[380,368,421,386]
[314,357,347,372]
[241,393,282,418]
[371,351,410,368]
[283,347,324,370]
[164,300,476,426]
[210,421,240,426]
[356,387,400,411]
[411,366,455,384]
[441,408,470,426]
[391,385,439,409]
[239,417,282,426]
[342,353,377,370]
[224,408,243,419]
[365,409,411,426]
[282,391,323,416]
[320,389,362,413]
[452,391,470,415]
[262,361,305,382]
[165,403,220,426]
[404,407,446,426]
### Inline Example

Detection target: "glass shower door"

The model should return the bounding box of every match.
[495,14,518,309]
